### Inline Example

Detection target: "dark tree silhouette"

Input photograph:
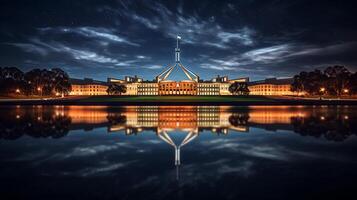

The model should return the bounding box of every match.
[350,72,357,94]
[0,67,25,95]
[291,66,354,96]
[324,66,352,96]
[24,68,72,96]
[291,112,356,142]
[107,83,127,95]
[229,113,250,126]
[229,82,250,95]
[0,109,72,140]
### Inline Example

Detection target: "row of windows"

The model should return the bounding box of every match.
[252,89,290,92]
[138,88,157,91]
[198,92,220,95]
[159,91,196,95]
[74,89,104,92]
[160,88,195,91]
[160,86,196,89]
[199,88,219,91]
[160,83,196,87]
[138,92,158,95]
[198,84,219,87]
[75,85,106,88]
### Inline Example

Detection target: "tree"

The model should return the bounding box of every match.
[25,68,45,95]
[291,71,308,94]
[229,82,249,95]
[324,66,352,96]
[0,67,25,95]
[51,68,71,96]
[291,69,327,95]
[305,70,327,95]
[0,67,72,96]
[107,83,127,95]
[350,72,357,95]
[24,68,72,96]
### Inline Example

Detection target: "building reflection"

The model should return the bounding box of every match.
[1,105,356,142]
[1,105,355,177]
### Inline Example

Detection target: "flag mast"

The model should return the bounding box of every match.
[175,35,181,63]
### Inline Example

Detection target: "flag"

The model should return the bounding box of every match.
[177,35,181,39]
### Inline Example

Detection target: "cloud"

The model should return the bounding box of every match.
[242,44,292,64]
[78,161,137,177]
[143,64,163,69]
[61,46,119,64]
[39,26,139,46]
[240,42,357,65]
[8,37,153,69]
[131,14,159,30]
[136,55,149,59]
[217,27,255,46]
[109,1,255,49]
[5,43,49,56]
[201,63,236,71]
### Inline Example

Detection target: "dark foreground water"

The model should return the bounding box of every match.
[0,105,357,200]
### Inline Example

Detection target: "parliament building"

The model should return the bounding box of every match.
[70,36,296,96]
[107,37,248,96]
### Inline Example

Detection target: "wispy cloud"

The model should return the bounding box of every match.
[201,63,236,71]
[131,14,159,30]
[242,44,292,64]
[217,27,255,46]
[8,37,152,69]
[106,1,255,49]
[241,42,357,65]
[143,64,163,69]
[6,43,49,56]
[39,26,139,46]
[61,46,119,64]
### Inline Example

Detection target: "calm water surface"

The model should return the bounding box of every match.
[1,105,356,200]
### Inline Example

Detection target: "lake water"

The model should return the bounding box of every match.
[1,105,356,200]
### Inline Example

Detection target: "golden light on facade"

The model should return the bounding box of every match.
[16,88,20,93]
[37,87,41,91]
[320,87,325,92]
[343,89,349,93]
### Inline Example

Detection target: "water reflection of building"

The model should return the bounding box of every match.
[108,106,242,135]
[2,106,355,142]
[3,105,355,180]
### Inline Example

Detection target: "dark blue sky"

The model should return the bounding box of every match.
[1,0,357,81]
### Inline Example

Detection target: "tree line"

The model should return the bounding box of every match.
[291,66,357,96]
[0,67,71,96]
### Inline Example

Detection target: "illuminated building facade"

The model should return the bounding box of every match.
[138,82,158,95]
[69,78,108,95]
[248,78,297,96]
[159,80,197,95]
[69,37,299,97]
[106,37,247,96]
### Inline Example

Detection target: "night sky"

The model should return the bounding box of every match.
[1,0,357,81]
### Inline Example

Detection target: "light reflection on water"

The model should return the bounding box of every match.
[0,105,357,199]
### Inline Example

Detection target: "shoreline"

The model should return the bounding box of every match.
[1,98,357,106]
